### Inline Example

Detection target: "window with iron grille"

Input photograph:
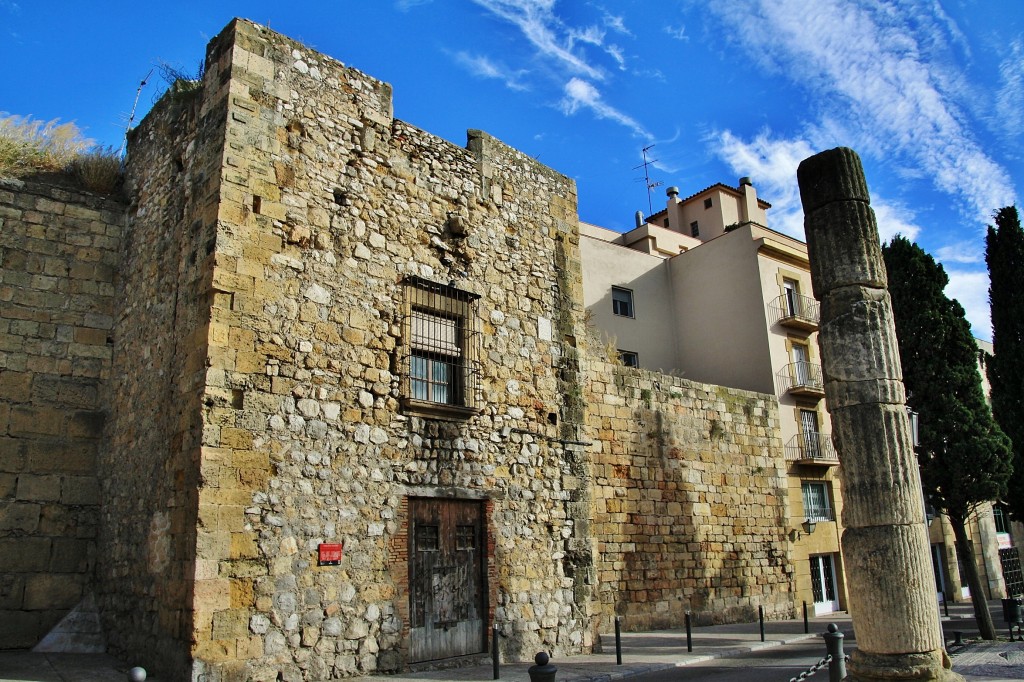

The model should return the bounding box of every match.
[400,277,481,419]
[618,350,639,367]
[801,481,833,522]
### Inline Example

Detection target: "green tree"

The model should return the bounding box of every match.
[986,206,1024,523]
[883,236,1012,640]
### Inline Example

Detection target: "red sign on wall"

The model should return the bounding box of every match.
[318,543,342,566]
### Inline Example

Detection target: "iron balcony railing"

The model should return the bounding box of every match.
[785,432,838,465]
[803,503,835,522]
[776,361,825,396]
[769,292,820,330]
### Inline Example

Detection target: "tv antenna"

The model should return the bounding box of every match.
[633,144,663,215]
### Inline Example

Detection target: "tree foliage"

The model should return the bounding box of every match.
[883,236,1011,639]
[986,205,1024,521]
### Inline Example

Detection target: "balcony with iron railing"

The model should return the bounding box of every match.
[785,432,838,466]
[768,292,820,331]
[803,503,835,522]
[776,361,825,399]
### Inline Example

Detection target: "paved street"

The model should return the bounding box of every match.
[0,600,1022,681]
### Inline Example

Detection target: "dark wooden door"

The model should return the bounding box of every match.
[408,498,486,662]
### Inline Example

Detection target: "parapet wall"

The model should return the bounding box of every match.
[0,177,123,648]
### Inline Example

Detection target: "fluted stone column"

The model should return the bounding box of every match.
[797,148,961,681]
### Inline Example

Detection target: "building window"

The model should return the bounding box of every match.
[401,277,481,418]
[783,278,800,316]
[612,286,634,318]
[802,482,832,522]
[704,198,713,209]
[690,221,699,237]
[618,350,639,367]
[663,218,669,227]
[994,504,1011,534]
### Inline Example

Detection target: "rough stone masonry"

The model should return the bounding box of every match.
[2,18,798,681]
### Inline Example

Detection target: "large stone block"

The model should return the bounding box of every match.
[23,573,83,610]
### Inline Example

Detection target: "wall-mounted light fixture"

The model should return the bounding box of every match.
[789,518,818,542]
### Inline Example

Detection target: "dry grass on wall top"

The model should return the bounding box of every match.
[0,114,123,194]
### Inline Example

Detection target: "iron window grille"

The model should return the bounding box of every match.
[400,276,481,418]
[801,482,834,522]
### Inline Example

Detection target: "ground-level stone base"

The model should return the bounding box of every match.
[847,648,965,681]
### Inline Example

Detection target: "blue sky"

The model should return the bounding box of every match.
[2,1,1021,339]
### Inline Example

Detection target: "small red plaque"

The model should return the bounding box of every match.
[318,543,342,566]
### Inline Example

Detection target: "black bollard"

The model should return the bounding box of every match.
[614,616,622,665]
[942,592,949,618]
[759,605,765,642]
[685,611,692,652]
[527,652,557,682]
[492,623,499,680]
[823,623,846,682]
[803,601,809,634]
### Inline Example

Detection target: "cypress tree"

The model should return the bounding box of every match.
[882,236,1012,640]
[986,206,1024,522]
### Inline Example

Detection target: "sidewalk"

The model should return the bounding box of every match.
[379,614,835,682]
[0,602,1020,681]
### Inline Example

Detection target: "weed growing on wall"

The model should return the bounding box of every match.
[0,114,123,194]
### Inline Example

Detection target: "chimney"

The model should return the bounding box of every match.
[739,177,757,224]
[666,186,680,200]
[635,210,645,228]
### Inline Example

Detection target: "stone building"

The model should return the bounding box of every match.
[1,18,798,681]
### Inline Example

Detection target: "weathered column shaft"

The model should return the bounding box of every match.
[797,147,961,681]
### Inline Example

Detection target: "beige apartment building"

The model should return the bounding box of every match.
[581,180,847,615]
[581,179,1024,616]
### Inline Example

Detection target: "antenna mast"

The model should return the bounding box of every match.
[633,145,663,215]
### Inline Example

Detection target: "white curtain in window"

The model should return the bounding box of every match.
[411,311,461,356]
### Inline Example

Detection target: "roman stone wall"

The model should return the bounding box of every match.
[98,45,231,672]
[181,20,595,681]
[586,354,794,632]
[0,177,122,647]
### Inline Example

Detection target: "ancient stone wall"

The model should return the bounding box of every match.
[586,355,794,632]
[0,177,122,648]
[176,20,595,682]
[97,42,231,671]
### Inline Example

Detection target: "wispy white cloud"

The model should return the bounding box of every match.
[713,128,923,242]
[945,268,991,340]
[560,77,651,139]
[707,0,1017,228]
[452,52,529,91]
[935,240,984,265]
[994,38,1024,146]
[568,25,604,49]
[605,44,625,70]
[604,13,632,36]
[664,24,688,42]
[395,0,432,10]
[712,130,815,238]
[471,0,604,80]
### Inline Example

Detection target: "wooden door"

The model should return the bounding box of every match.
[408,498,486,662]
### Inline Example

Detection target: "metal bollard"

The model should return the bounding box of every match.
[614,616,622,665]
[685,611,693,652]
[527,652,557,682]
[823,623,846,682]
[942,592,949,618]
[803,601,809,634]
[492,623,499,680]
[759,605,765,642]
